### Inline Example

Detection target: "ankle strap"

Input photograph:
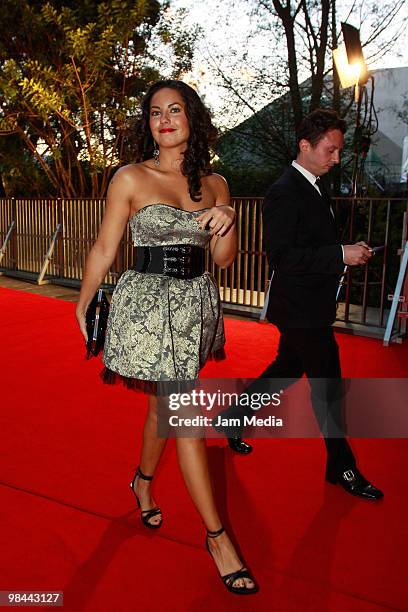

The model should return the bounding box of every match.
[137,466,153,481]
[207,526,225,538]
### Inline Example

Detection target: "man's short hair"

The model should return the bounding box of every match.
[297,109,346,150]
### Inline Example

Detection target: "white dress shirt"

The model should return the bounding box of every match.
[292,160,322,194]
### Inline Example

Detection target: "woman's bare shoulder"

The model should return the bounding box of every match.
[204,172,228,188]
[203,173,229,204]
[110,163,149,186]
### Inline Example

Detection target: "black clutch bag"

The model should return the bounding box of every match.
[85,289,110,359]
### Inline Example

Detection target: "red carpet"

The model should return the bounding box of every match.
[0,286,407,611]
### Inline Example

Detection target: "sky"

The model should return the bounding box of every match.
[170,0,408,125]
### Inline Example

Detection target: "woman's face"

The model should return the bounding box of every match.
[149,87,190,151]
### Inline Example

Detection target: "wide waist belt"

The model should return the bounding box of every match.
[133,245,205,279]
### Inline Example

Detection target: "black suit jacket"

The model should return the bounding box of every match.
[263,165,344,328]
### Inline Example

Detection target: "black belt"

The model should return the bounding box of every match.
[133,245,205,279]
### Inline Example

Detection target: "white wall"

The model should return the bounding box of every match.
[368,67,408,166]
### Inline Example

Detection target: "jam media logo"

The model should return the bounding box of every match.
[213,413,284,428]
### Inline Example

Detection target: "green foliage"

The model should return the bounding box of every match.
[0,0,196,197]
[213,162,279,197]
[0,135,53,196]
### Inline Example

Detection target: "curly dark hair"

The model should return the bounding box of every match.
[297,109,346,150]
[134,80,218,202]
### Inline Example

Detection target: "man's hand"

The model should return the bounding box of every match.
[343,241,373,266]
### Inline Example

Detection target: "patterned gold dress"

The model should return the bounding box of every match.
[101,204,225,394]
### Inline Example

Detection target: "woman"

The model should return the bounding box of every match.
[76,80,258,595]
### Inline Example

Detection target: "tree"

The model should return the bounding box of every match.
[0,135,50,196]
[201,0,407,193]
[0,0,195,197]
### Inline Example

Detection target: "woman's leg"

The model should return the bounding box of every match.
[133,395,167,526]
[176,436,255,589]
[139,395,168,473]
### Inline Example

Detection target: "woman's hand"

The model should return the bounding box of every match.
[76,305,88,342]
[196,205,236,237]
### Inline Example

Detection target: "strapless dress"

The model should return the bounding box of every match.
[101,204,225,394]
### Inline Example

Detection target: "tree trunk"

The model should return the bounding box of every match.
[331,0,342,195]
[309,0,330,111]
[273,1,304,131]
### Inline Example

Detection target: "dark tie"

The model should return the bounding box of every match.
[315,177,334,217]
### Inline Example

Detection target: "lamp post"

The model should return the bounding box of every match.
[333,22,373,198]
[333,23,378,319]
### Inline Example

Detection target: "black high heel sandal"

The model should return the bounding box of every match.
[130,466,163,529]
[206,526,258,595]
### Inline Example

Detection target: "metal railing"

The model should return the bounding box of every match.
[332,197,407,335]
[0,196,407,337]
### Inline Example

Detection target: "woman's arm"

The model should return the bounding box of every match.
[197,174,237,268]
[76,167,134,339]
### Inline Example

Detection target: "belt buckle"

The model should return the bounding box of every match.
[160,244,201,278]
[343,470,355,482]
[163,261,177,272]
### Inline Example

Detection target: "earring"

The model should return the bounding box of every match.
[153,140,160,166]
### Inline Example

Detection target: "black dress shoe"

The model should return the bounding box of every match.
[326,467,384,500]
[228,437,253,454]
[213,409,253,454]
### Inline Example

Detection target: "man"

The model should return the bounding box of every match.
[216,109,383,500]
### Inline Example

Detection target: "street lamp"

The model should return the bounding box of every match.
[333,22,378,320]
[334,23,369,92]
[333,43,363,91]
[333,22,377,198]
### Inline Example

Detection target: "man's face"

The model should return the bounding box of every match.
[299,129,344,176]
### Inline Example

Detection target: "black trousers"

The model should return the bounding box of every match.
[226,327,356,475]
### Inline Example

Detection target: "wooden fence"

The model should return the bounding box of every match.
[1,196,407,336]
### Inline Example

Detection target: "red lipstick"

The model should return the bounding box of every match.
[159,128,176,133]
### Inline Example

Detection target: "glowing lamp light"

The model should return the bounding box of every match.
[333,22,369,92]
[333,44,362,89]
